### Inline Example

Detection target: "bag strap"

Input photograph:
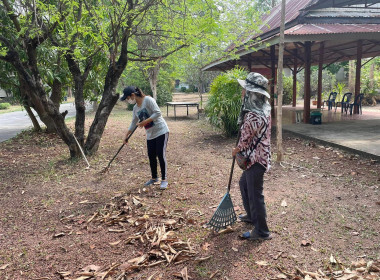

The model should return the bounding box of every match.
[245,120,268,158]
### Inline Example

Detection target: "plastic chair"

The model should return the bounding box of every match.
[323,92,337,110]
[349,94,364,115]
[335,92,352,114]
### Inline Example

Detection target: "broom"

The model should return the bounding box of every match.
[207,132,241,231]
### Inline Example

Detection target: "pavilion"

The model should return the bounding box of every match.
[202,0,380,123]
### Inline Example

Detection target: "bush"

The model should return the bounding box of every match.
[180,87,187,92]
[156,88,173,106]
[282,75,298,105]
[0,102,11,110]
[205,67,248,136]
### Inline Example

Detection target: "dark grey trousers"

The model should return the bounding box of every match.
[239,162,270,237]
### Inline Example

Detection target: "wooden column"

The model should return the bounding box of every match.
[292,49,297,107]
[270,45,276,117]
[248,60,252,72]
[317,42,324,108]
[303,41,311,124]
[354,40,362,114]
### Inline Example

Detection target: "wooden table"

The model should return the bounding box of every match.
[166,102,199,120]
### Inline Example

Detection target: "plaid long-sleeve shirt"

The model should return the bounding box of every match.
[237,112,271,171]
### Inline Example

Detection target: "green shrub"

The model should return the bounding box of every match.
[282,75,298,105]
[0,102,11,110]
[205,67,248,136]
[156,88,173,106]
[180,87,187,92]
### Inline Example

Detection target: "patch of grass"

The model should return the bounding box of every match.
[0,103,23,114]
[195,265,210,278]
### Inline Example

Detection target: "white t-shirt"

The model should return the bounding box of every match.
[128,96,169,140]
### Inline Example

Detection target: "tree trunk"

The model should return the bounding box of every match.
[369,63,374,89]
[85,84,119,154]
[85,48,128,154]
[11,49,81,157]
[50,78,62,110]
[276,0,285,162]
[19,74,57,132]
[65,53,92,147]
[73,77,86,146]
[147,59,162,100]
[24,104,41,131]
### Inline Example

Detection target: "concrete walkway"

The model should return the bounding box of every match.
[280,105,380,160]
[0,103,92,142]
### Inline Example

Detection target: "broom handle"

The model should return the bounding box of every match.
[227,130,241,192]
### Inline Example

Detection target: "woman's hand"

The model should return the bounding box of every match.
[137,120,146,128]
[232,147,240,157]
[123,133,130,144]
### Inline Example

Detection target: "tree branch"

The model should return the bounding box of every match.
[2,0,21,32]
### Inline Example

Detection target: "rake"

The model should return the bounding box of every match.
[207,133,241,231]
[100,125,138,173]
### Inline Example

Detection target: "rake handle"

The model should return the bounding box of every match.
[106,125,138,169]
[227,130,242,192]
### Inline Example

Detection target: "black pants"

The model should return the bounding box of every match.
[239,162,270,237]
[147,133,169,180]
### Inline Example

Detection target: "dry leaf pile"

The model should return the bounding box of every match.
[58,194,203,280]
[274,258,380,280]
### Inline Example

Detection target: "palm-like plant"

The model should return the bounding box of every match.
[205,67,248,136]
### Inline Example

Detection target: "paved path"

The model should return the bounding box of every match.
[0,103,90,142]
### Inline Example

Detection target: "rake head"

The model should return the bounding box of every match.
[207,192,237,232]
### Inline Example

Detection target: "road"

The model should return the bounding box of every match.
[0,103,91,142]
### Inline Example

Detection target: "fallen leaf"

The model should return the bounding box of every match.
[128,254,147,265]
[352,231,359,236]
[0,264,10,270]
[164,219,177,226]
[274,251,283,259]
[330,254,337,264]
[255,260,269,266]
[231,247,238,252]
[218,227,234,234]
[281,200,287,207]
[108,229,125,233]
[209,270,220,279]
[146,272,158,280]
[181,266,189,280]
[57,271,71,277]
[82,265,101,272]
[351,258,367,268]
[274,273,288,279]
[109,240,122,246]
[311,247,318,252]
[53,232,65,238]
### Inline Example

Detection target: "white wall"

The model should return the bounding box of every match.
[0,88,7,98]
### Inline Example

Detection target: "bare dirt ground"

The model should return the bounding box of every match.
[0,94,379,280]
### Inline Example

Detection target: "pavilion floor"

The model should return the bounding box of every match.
[275,104,380,159]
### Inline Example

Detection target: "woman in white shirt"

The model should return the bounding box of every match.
[121,86,169,190]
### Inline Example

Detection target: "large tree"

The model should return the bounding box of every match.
[0,0,219,157]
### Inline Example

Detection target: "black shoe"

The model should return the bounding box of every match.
[241,231,273,240]
[238,214,252,223]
